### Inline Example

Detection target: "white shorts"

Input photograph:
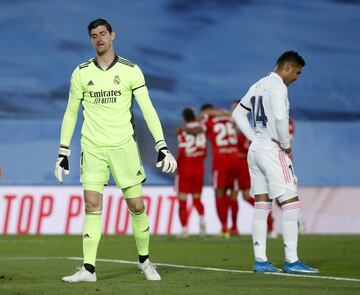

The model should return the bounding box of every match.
[247,148,298,200]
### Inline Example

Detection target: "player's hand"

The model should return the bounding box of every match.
[54,146,71,182]
[271,138,292,155]
[155,140,177,173]
[0,167,3,178]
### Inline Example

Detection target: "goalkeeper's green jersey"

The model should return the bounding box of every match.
[60,55,164,148]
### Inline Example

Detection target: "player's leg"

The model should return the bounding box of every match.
[213,167,228,236]
[62,149,109,282]
[253,194,271,259]
[124,186,150,262]
[175,163,189,237]
[244,188,277,239]
[227,154,242,236]
[191,160,206,236]
[110,138,160,280]
[215,187,229,237]
[213,155,232,237]
[178,192,189,238]
[124,185,161,281]
[252,194,280,272]
[238,157,255,206]
[248,149,280,273]
[192,192,206,236]
[278,196,318,273]
[267,150,318,273]
[232,160,250,236]
[278,196,300,263]
[240,155,277,236]
[62,188,103,283]
[229,188,239,235]
[176,171,190,237]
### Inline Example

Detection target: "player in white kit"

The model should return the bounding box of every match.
[232,51,319,274]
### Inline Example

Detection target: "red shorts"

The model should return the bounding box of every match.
[212,153,239,189]
[175,157,205,194]
[235,157,251,190]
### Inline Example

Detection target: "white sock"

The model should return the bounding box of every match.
[281,201,300,263]
[199,216,205,224]
[252,202,272,262]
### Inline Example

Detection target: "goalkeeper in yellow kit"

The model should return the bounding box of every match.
[54,19,177,282]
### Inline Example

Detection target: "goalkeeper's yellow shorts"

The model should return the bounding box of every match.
[80,137,146,197]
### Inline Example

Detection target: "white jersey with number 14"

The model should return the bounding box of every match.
[239,72,291,152]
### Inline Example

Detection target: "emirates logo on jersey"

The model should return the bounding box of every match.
[113,75,121,85]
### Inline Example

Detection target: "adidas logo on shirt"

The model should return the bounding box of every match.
[136,170,142,176]
[87,80,94,86]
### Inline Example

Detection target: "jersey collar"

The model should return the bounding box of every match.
[93,54,118,71]
[270,72,285,84]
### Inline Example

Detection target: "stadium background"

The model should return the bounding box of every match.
[0,0,359,235]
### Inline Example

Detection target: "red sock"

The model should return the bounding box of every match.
[229,198,238,230]
[224,195,229,231]
[216,196,228,232]
[247,196,255,206]
[267,212,274,233]
[179,199,187,227]
[216,196,227,232]
[215,197,223,225]
[193,199,204,216]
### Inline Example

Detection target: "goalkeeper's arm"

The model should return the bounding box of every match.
[134,86,177,173]
[55,97,81,182]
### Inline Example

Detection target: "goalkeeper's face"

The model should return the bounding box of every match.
[90,25,115,55]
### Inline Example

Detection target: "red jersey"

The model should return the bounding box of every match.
[177,120,207,160]
[202,114,238,156]
[176,120,206,193]
[237,132,250,155]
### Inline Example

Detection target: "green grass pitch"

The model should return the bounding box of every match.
[0,235,359,295]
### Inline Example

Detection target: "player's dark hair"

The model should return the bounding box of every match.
[276,51,305,68]
[182,108,196,122]
[88,19,113,35]
[200,103,213,112]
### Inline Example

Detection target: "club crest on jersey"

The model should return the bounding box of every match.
[113,75,121,85]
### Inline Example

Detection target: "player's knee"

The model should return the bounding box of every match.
[127,200,145,214]
[280,200,300,222]
[278,193,298,205]
[254,201,272,216]
[85,199,102,211]
[133,204,145,213]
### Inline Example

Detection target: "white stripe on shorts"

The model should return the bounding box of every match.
[278,151,290,183]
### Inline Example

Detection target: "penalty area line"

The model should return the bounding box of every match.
[1,256,359,283]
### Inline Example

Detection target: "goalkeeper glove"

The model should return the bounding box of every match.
[155,140,177,173]
[54,147,71,182]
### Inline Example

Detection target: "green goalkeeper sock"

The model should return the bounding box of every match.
[83,211,102,267]
[131,210,150,256]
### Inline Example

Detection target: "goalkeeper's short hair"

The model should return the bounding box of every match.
[88,19,113,35]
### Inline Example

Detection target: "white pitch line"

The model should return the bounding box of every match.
[1,256,360,283]
[68,257,360,283]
